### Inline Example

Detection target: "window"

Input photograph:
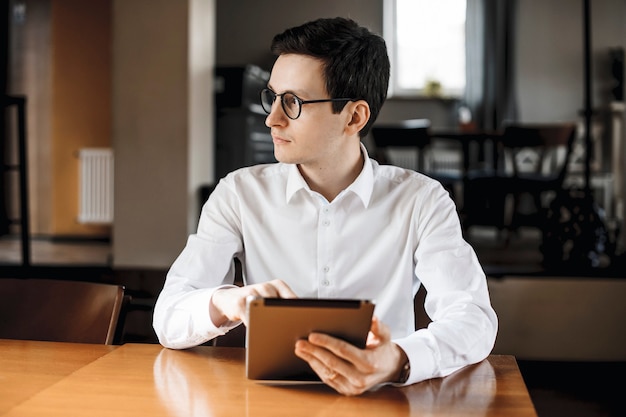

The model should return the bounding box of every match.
[384,0,467,98]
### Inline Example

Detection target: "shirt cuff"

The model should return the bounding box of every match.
[189,284,241,337]
[392,331,438,386]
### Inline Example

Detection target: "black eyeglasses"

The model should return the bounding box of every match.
[260,88,355,120]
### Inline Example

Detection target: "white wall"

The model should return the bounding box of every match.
[188,0,216,234]
[516,0,626,123]
[112,0,215,269]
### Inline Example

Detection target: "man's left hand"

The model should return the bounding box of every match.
[294,316,407,396]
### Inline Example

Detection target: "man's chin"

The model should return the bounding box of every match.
[274,151,295,165]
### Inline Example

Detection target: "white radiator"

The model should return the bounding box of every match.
[78,148,114,224]
[387,148,419,170]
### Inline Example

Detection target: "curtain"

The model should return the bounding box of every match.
[465,0,518,131]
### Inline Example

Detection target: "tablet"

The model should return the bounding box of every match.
[245,297,375,382]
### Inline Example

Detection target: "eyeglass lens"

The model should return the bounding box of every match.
[260,89,300,119]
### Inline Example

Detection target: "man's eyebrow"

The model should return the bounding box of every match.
[265,85,301,96]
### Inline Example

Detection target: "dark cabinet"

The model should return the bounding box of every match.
[215,65,275,180]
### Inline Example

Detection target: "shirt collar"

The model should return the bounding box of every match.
[285,143,374,208]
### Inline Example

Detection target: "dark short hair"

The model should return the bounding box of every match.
[270,17,390,138]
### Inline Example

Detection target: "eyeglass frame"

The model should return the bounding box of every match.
[260,88,356,120]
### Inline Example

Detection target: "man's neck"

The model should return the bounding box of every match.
[298,145,364,202]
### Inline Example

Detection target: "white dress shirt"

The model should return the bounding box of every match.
[153,145,498,386]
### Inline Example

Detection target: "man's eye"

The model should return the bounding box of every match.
[284,95,298,106]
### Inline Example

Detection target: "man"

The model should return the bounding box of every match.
[153,17,497,396]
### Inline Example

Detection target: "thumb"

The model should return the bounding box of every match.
[366,316,391,348]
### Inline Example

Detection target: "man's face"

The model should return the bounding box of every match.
[265,54,352,167]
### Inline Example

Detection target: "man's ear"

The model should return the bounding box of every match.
[345,100,370,136]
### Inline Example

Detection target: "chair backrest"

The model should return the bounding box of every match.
[0,278,125,345]
[499,123,577,184]
[370,119,431,171]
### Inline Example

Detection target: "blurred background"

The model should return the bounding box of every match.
[1,1,625,415]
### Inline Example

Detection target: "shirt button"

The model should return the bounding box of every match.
[323,220,330,226]
[323,266,330,273]
[322,280,330,286]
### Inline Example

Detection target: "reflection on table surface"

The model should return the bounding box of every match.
[1,340,537,417]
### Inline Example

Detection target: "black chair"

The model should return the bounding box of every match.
[371,119,432,171]
[371,119,461,199]
[462,122,577,239]
[428,130,501,213]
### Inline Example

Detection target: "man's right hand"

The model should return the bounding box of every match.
[209,279,298,327]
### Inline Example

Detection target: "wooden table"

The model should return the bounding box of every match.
[0,339,116,414]
[0,340,537,416]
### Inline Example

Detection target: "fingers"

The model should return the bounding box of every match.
[295,319,400,395]
[294,339,348,388]
[264,279,298,299]
[244,279,297,299]
[326,368,338,381]
[295,338,369,396]
[210,280,297,326]
[306,332,375,380]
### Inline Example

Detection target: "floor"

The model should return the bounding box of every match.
[0,228,547,269]
[1,231,625,417]
[0,236,112,266]
[518,360,625,417]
